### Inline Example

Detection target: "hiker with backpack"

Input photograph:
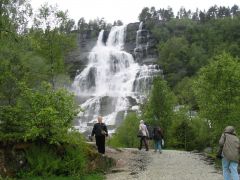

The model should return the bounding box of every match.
[153,126,164,153]
[138,120,149,151]
[218,126,240,180]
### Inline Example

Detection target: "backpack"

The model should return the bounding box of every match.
[146,125,153,139]
[153,127,163,140]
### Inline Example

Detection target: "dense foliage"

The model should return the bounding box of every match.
[0,1,111,179]
[194,53,240,144]
[102,5,240,153]
[143,77,176,140]
[0,1,77,142]
[139,5,240,88]
[1,0,240,177]
[136,5,240,151]
[168,108,210,151]
[0,83,76,143]
[108,113,139,148]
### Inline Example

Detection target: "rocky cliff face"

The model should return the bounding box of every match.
[66,22,158,79]
[125,22,158,65]
[124,22,139,55]
[65,31,97,79]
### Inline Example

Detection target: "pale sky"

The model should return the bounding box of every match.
[31,0,240,24]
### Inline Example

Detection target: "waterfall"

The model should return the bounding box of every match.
[136,22,143,46]
[72,25,161,133]
[134,22,150,62]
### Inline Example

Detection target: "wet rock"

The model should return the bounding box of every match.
[103,30,110,44]
[65,33,97,79]
[125,22,158,64]
[87,67,97,88]
[124,22,139,54]
[99,96,117,116]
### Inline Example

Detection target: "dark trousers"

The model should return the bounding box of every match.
[139,136,148,150]
[95,135,106,154]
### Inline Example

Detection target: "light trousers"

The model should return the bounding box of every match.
[222,157,239,180]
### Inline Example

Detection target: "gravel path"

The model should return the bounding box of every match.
[106,149,223,180]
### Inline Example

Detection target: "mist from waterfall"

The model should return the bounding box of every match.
[72,25,161,133]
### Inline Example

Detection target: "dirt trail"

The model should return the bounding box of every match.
[106,148,223,180]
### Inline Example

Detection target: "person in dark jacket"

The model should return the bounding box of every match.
[219,126,240,180]
[91,116,108,154]
[153,126,163,153]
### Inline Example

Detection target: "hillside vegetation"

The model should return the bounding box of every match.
[1,1,240,178]
[0,1,114,179]
[110,5,240,152]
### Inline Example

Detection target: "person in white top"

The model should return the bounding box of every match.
[138,120,149,151]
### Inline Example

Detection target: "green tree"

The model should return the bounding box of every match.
[0,83,78,144]
[231,5,240,16]
[177,7,191,19]
[194,53,240,143]
[0,35,30,106]
[190,116,211,150]
[158,37,189,87]
[174,77,197,110]
[138,7,151,22]
[108,113,139,148]
[0,0,33,103]
[143,77,176,139]
[158,7,174,21]
[206,5,218,20]
[77,17,87,32]
[169,108,195,150]
[0,53,24,105]
[169,108,210,151]
[0,0,32,35]
[31,4,76,87]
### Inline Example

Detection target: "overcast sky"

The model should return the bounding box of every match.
[31,0,239,24]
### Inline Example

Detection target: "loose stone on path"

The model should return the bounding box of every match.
[106,149,223,180]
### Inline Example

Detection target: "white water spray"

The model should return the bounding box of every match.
[72,25,161,133]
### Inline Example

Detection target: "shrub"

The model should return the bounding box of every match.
[168,108,210,151]
[0,82,78,144]
[20,140,87,178]
[108,112,139,148]
[193,53,240,145]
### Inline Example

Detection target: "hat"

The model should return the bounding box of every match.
[140,120,144,124]
[224,126,236,134]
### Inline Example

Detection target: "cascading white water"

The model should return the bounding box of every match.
[136,22,143,47]
[134,22,150,62]
[72,25,161,133]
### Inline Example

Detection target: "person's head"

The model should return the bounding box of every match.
[98,116,103,123]
[140,120,144,124]
[224,126,236,134]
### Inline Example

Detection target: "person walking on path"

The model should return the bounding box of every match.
[219,126,240,180]
[153,126,164,153]
[138,120,149,151]
[91,116,108,154]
